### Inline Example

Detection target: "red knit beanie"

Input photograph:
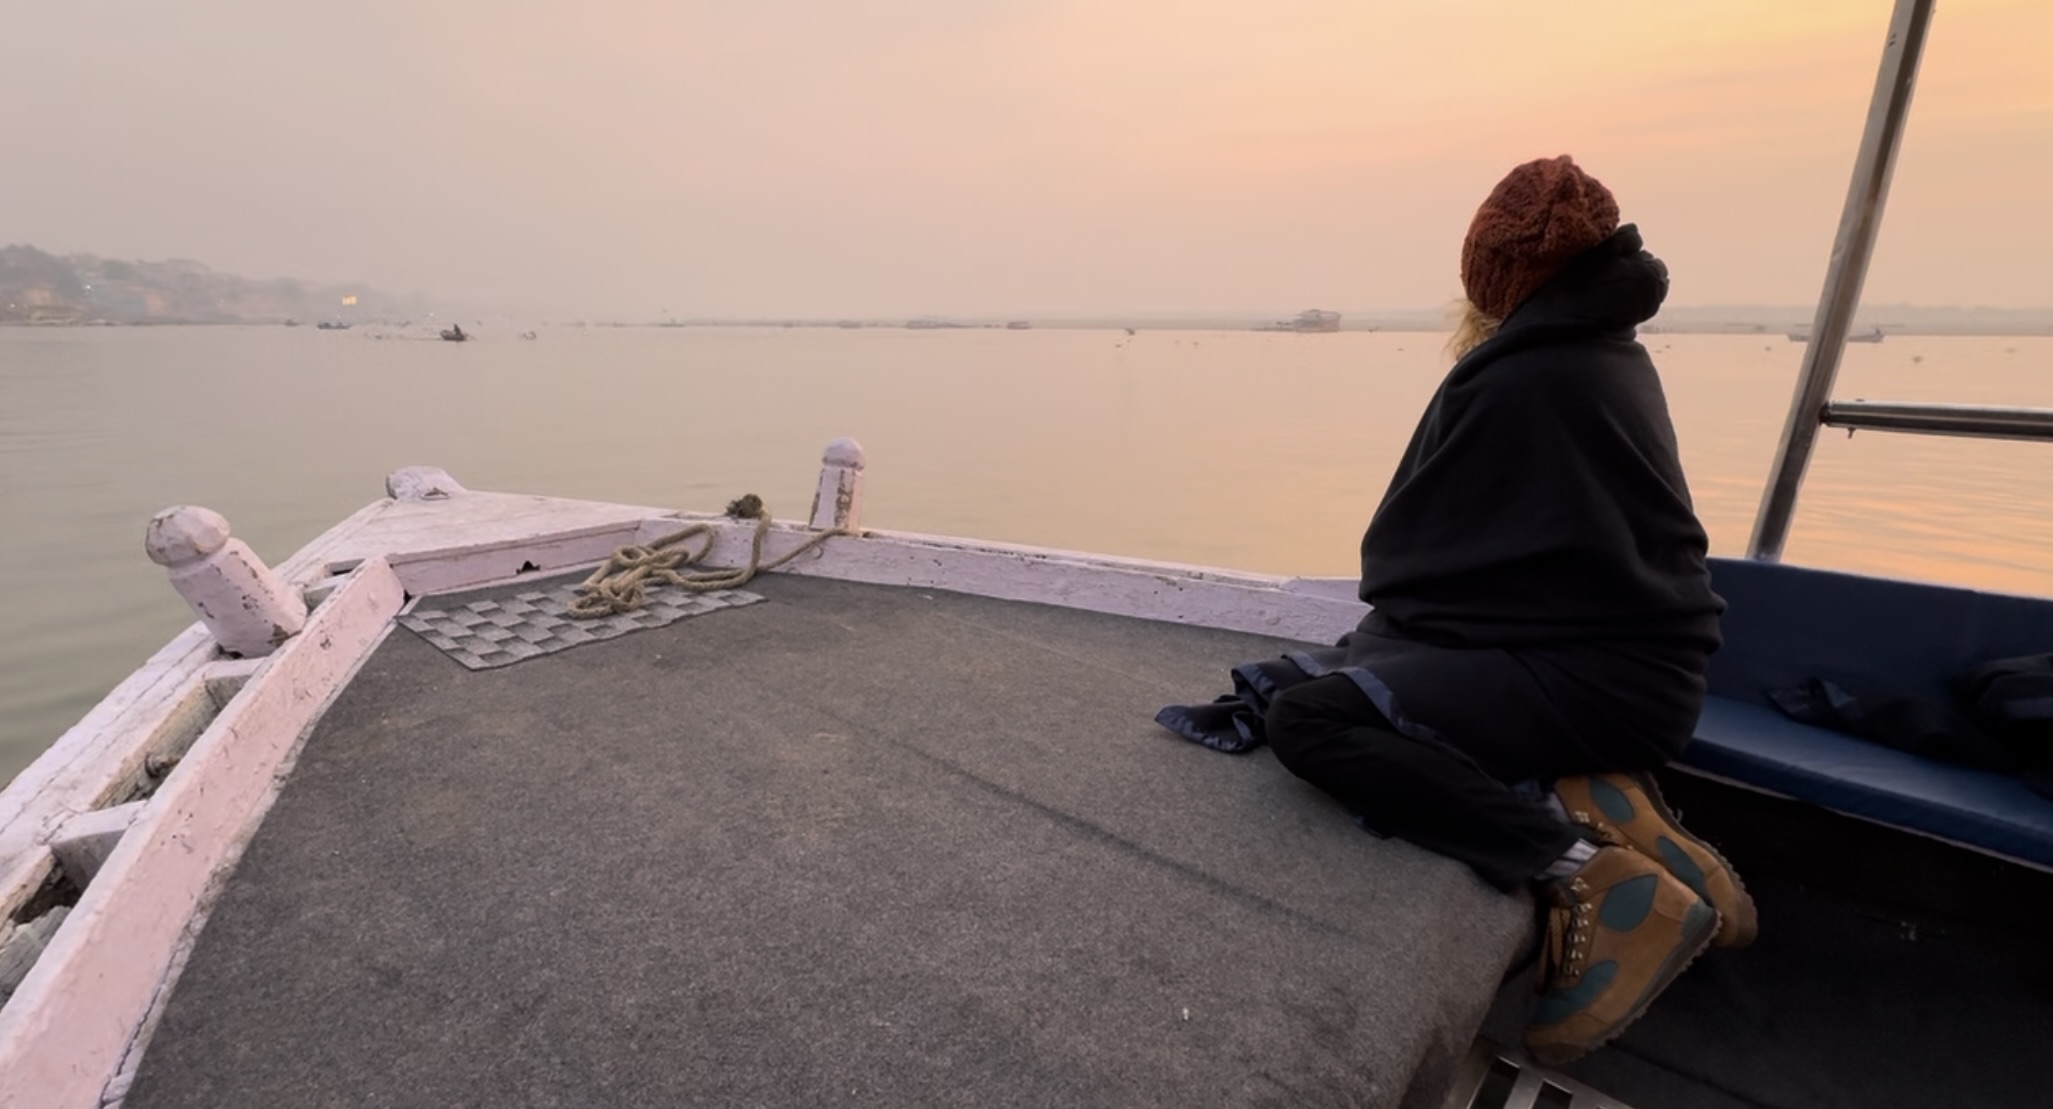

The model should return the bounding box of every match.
[1460,156,1620,320]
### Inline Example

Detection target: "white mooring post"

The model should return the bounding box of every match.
[385,465,468,501]
[809,437,866,533]
[145,506,308,658]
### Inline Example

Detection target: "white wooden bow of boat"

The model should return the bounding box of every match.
[1,441,1543,1109]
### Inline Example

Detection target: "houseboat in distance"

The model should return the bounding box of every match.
[1256,308,1342,333]
[1790,325,1884,343]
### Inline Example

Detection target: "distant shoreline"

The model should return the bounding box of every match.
[7,318,2052,339]
[644,319,2053,339]
[12,246,2047,338]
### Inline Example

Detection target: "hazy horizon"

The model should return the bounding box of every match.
[10,242,2053,325]
[5,1,2049,318]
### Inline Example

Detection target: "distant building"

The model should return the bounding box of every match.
[1256,309,1342,333]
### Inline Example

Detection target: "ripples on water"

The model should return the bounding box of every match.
[2,325,2050,779]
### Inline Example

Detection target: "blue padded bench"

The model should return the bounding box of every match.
[1680,557,2053,870]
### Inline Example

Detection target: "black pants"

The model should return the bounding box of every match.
[1265,674,1584,892]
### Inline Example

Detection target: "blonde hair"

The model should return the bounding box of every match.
[1445,299,1502,361]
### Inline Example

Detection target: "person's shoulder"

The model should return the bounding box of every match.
[1499,332,1652,381]
[1463,333,1657,412]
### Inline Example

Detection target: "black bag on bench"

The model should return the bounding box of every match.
[1769,653,2053,801]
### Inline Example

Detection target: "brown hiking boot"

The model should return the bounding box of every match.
[1523,845,1720,1066]
[1554,771,1758,949]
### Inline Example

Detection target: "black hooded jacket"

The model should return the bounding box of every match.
[1355,225,1724,656]
[1156,226,1725,765]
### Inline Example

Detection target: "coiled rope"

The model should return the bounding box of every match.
[566,494,845,619]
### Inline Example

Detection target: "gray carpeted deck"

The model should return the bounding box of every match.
[124,573,1534,1109]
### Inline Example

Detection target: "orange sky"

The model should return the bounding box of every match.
[2,0,2047,316]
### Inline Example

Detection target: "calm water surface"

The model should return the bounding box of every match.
[4,326,2051,781]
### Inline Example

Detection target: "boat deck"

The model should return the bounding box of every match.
[123,573,1533,1108]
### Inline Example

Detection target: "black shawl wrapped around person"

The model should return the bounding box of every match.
[1160,226,1726,766]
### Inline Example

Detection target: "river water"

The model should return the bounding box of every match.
[4,325,2051,782]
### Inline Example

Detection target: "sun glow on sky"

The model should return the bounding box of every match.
[2,0,2047,314]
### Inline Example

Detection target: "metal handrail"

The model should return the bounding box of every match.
[1822,400,2053,442]
[1747,0,1938,561]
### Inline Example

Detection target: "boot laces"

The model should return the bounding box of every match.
[1542,877,1595,985]
[1569,806,1621,845]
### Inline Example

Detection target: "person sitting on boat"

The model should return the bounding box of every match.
[1262,157,1755,1063]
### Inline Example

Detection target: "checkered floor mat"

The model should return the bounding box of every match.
[397,584,764,670]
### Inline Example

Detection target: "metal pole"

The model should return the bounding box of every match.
[1746,0,1937,561]
[1822,400,2053,443]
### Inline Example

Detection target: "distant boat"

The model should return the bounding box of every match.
[1005,321,1032,331]
[1256,309,1342,334]
[315,321,351,331]
[440,325,470,342]
[1788,326,1884,343]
